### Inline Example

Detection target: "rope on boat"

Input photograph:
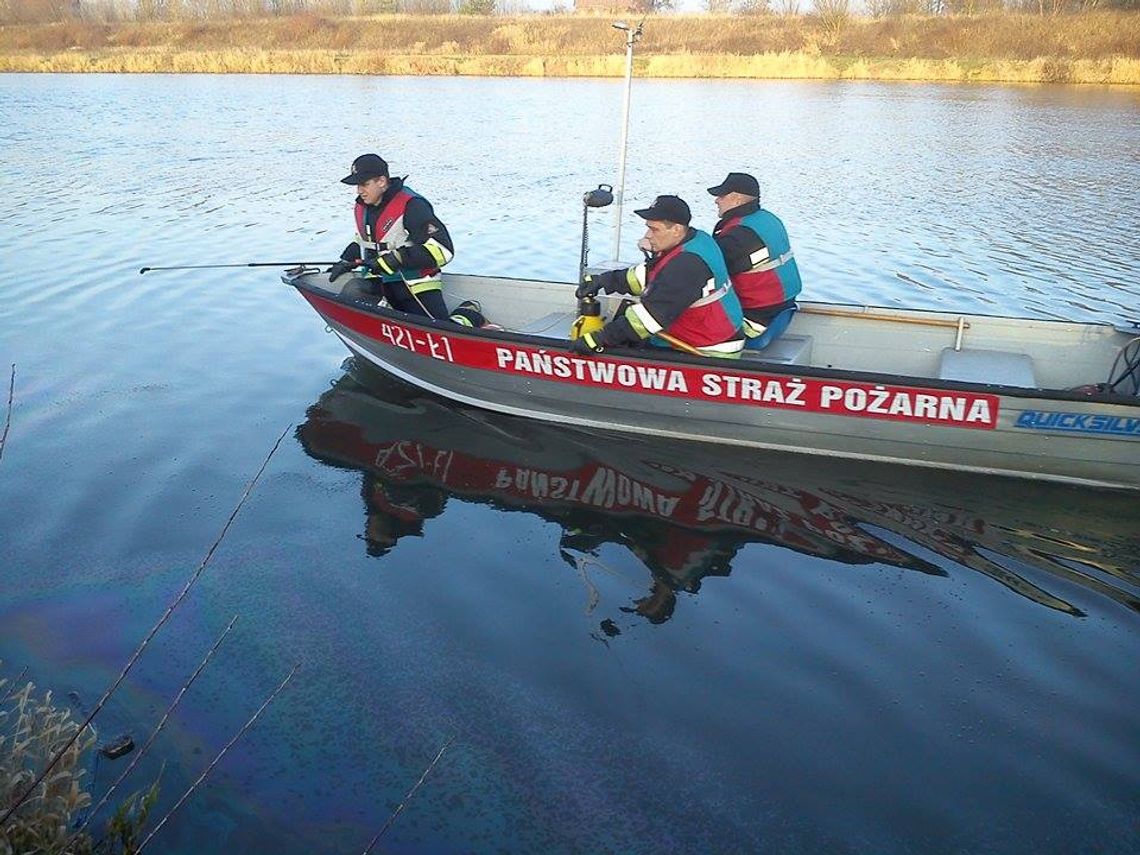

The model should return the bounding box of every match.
[1107,337,1140,396]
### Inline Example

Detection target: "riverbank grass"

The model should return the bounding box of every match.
[1,13,1139,84]
[4,50,1137,84]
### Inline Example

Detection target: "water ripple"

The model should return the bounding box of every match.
[1,74,1138,855]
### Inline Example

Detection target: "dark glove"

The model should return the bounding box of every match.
[369,249,403,277]
[575,274,602,300]
[327,260,356,283]
[570,331,605,356]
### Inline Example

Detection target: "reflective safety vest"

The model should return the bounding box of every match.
[634,230,744,357]
[354,186,443,295]
[715,208,801,310]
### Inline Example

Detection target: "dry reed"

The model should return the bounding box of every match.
[1,672,96,853]
[2,47,1138,83]
[1,12,1139,83]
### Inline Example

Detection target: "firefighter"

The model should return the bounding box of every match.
[707,172,802,349]
[327,153,455,320]
[572,194,745,359]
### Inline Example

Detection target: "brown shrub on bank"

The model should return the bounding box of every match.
[1,11,1138,65]
[5,20,103,50]
[833,11,1140,59]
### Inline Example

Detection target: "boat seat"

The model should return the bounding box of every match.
[938,347,1037,388]
[740,334,813,366]
[516,311,576,338]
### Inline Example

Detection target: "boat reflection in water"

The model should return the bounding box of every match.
[297,362,1139,629]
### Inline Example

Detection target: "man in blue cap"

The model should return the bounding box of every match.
[707,172,802,348]
[572,194,745,359]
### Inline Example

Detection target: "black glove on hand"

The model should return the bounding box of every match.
[575,274,602,300]
[369,249,403,277]
[327,260,356,283]
[570,331,605,356]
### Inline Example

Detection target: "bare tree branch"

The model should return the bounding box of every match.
[137,663,299,852]
[73,615,240,837]
[0,363,14,464]
[361,734,456,855]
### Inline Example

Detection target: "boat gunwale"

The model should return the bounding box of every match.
[290,278,1140,409]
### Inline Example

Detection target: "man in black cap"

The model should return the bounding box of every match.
[572,195,745,358]
[707,172,802,348]
[326,153,457,320]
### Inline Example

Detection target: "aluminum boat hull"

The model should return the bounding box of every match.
[288,270,1140,490]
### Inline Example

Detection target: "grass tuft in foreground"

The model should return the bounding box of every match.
[1,674,96,853]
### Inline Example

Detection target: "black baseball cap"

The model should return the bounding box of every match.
[707,172,760,197]
[340,153,389,185]
[634,195,691,226]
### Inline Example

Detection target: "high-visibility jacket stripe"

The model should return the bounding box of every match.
[424,237,453,267]
[628,303,661,337]
[626,264,646,294]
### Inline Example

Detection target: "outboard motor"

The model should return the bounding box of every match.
[573,184,614,341]
[578,183,614,283]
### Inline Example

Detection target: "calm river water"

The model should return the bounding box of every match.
[1,74,1138,853]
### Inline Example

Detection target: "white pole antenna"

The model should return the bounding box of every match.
[611,19,642,261]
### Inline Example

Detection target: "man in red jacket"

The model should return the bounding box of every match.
[572,195,745,359]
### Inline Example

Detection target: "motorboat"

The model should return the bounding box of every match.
[285,267,1140,490]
